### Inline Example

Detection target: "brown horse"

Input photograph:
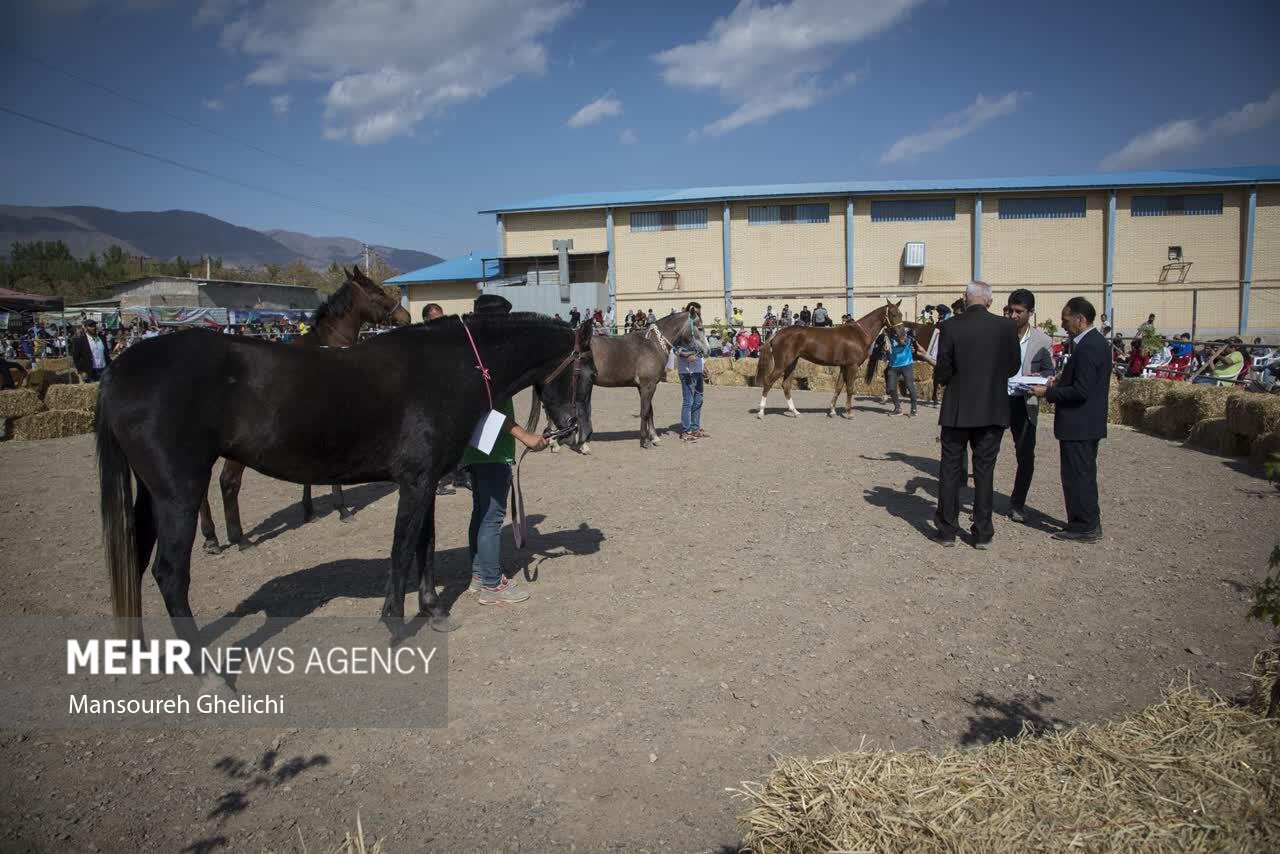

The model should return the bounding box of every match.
[555,310,707,451]
[755,300,903,419]
[198,266,411,553]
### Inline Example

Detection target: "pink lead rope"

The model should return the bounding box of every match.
[458,318,494,410]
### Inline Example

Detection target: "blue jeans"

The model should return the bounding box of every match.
[468,463,511,587]
[680,371,704,433]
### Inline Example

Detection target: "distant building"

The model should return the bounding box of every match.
[386,253,498,319]
[480,165,1280,337]
[109,276,322,310]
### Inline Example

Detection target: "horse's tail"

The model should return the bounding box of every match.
[864,334,886,384]
[756,337,774,385]
[95,384,140,633]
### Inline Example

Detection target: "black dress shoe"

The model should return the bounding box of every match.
[973,540,991,550]
[435,483,457,496]
[1008,505,1027,523]
[1052,528,1101,543]
[933,532,957,547]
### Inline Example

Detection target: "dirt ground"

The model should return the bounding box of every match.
[1,383,1276,852]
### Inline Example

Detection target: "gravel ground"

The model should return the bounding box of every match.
[0,382,1275,852]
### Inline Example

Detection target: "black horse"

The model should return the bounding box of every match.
[96,313,595,645]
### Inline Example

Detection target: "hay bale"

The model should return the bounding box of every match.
[663,368,679,384]
[1120,399,1147,427]
[913,361,934,386]
[22,368,72,398]
[1248,430,1280,471]
[1141,404,1192,439]
[733,686,1280,854]
[732,357,759,378]
[12,409,94,440]
[807,374,837,393]
[0,388,43,419]
[1226,394,1280,439]
[44,382,99,413]
[1116,377,1172,410]
[36,357,72,373]
[1187,418,1251,457]
[1248,648,1279,717]
[708,371,746,387]
[702,357,732,377]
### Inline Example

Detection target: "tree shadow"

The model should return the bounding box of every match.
[241,481,397,547]
[202,515,604,652]
[183,749,330,851]
[958,691,1069,746]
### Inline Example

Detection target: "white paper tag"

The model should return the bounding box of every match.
[469,409,507,454]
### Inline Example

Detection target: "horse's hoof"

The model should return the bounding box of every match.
[650,437,661,446]
[756,412,764,420]
[339,512,355,524]
[302,514,317,524]
[578,443,592,455]
[202,540,222,556]
[429,614,461,633]
[826,410,835,418]
[549,444,560,454]
[784,410,798,418]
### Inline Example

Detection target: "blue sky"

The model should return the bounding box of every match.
[2,0,1277,261]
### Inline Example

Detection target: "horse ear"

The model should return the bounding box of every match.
[894,299,902,307]
[577,319,593,348]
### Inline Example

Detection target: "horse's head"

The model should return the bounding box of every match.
[663,307,710,355]
[347,266,411,327]
[883,299,904,332]
[535,319,596,449]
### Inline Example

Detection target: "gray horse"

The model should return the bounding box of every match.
[555,310,707,452]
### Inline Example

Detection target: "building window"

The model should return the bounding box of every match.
[629,208,708,232]
[747,203,830,225]
[1131,193,1223,217]
[870,199,955,222]
[998,196,1086,219]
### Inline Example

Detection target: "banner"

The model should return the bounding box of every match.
[229,308,314,325]
[128,307,229,328]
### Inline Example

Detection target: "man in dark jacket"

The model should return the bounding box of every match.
[69,319,110,381]
[1004,289,1055,522]
[933,281,1021,548]
[1029,297,1109,542]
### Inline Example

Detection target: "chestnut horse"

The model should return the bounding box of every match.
[197,266,411,553]
[755,300,903,419]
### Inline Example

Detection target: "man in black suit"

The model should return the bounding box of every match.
[69,318,110,382]
[933,281,1021,549]
[1029,297,1109,542]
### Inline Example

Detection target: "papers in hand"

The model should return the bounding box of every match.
[469,409,507,454]
[1008,374,1049,396]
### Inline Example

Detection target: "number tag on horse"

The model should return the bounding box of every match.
[469,409,507,455]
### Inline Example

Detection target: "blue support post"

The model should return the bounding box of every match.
[605,207,616,326]
[972,193,982,280]
[845,197,854,316]
[1105,189,1116,325]
[1241,185,1256,335]
[722,201,733,321]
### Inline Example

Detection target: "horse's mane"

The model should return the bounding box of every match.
[311,281,356,327]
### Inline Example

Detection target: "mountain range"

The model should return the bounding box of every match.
[0,205,442,273]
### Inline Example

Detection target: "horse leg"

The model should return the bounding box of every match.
[333,484,353,522]
[414,493,459,632]
[218,459,248,549]
[827,375,841,418]
[782,372,800,417]
[198,493,221,555]
[842,367,856,418]
[381,477,430,624]
[639,383,655,449]
[301,484,315,522]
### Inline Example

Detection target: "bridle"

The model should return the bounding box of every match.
[539,334,588,440]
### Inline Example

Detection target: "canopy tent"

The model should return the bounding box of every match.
[0,287,64,313]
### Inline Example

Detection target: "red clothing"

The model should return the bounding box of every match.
[1125,351,1150,377]
[747,332,761,353]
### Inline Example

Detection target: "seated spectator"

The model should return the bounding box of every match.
[706,330,721,352]
[1250,337,1272,359]
[1194,338,1246,385]
[1170,333,1193,359]
[747,326,761,356]
[1123,339,1150,377]
[734,328,750,359]
[720,338,733,357]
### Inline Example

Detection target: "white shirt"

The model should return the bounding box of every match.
[1073,327,1094,346]
[87,334,106,369]
[1009,329,1032,397]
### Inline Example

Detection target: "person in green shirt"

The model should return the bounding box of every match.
[464,295,550,605]
[1194,338,1245,385]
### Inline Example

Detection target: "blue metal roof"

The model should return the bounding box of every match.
[386,252,498,285]
[479,166,1280,214]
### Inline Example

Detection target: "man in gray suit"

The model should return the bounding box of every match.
[1005,289,1055,522]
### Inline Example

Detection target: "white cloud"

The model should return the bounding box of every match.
[567,92,622,128]
[198,0,578,144]
[1101,88,1280,170]
[654,0,920,137]
[270,93,292,115]
[202,98,224,111]
[881,91,1027,163]
[619,128,637,144]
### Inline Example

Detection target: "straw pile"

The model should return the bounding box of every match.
[1249,430,1280,471]
[1141,404,1192,439]
[0,388,43,419]
[1163,383,1238,425]
[733,685,1280,854]
[22,368,72,397]
[12,409,94,440]
[663,368,679,384]
[1249,648,1280,718]
[1187,418,1251,457]
[36,357,72,373]
[807,374,837,393]
[1227,394,1280,438]
[710,371,747,387]
[733,357,759,378]
[45,382,99,413]
[703,357,732,377]
[1116,377,1172,410]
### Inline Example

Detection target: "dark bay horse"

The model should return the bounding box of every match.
[864,320,938,403]
[755,300,903,419]
[557,310,707,451]
[197,266,411,553]
[97,314,595,646]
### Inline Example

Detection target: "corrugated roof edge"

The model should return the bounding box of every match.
[386,252,498,285]
[479,165,1280,214]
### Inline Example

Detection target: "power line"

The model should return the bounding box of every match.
[6,44,451,221]
[0,105,447,241]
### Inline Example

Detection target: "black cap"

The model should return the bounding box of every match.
[473,294,512,314]
[83,319,97,328]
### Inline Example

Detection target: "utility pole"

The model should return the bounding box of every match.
[363,243,370,272]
